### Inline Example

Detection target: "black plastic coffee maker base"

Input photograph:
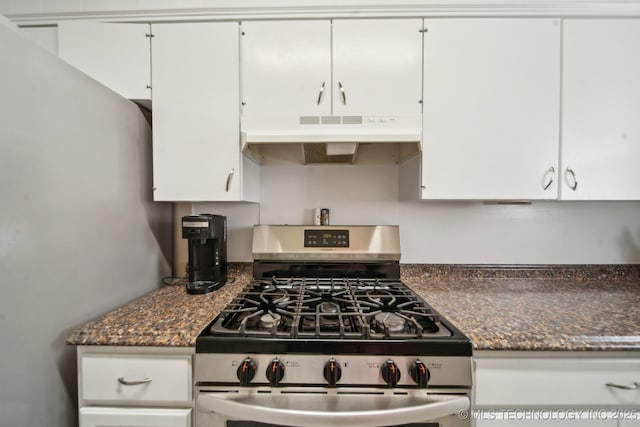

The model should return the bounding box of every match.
[186,281,224,294]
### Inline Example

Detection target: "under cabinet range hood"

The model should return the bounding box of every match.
[240,114,422,164]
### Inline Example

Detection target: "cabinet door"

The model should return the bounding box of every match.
[561,19,640,200]
[332,19,423,116]
[80,407,191,427]
[476,416,616,426]
[151,23,241,201]
[476,357,640,407]
[58,22,151,100]
[241,20,331,125]
[421,19,560,200]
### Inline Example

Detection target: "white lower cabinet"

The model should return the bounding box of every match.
[78,346,194,427]
[476,415,616,427]
[80,407,191,427]
[474,352,640,427]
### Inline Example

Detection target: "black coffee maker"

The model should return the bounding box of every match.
[182,214,227,294]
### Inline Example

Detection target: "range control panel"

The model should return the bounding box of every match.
[304,229,349,247]
[194,353,472,388]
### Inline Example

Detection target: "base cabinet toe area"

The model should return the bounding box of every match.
[474,352,640,427]
[77,346,193,427]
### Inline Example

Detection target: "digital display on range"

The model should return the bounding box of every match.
[304,230,349,247]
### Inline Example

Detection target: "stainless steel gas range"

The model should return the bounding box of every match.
[195,225,472,427]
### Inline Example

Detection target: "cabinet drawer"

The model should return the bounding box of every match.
[81,354,191,404]
[80,407,191,427]
[475,357,640,406]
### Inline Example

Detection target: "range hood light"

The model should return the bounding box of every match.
[326,142,358,156]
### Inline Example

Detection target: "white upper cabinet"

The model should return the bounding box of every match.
[241,19,422,123]
[151,22,256,202]
[421,18,561,200]
[561,19,640,200]
[58,22,151,100]
[241,20,331,122]
[331,19,422,116]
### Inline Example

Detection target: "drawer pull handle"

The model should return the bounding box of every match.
[118,377,152,386]
[606,381,640,390]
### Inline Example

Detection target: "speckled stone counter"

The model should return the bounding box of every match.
[67,264,640,351]
[66,264,253,347]
[401,264,640,351]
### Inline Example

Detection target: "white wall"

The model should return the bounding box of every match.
[20,25,58,53]
[194,146,640,264]
[0,18,171,427]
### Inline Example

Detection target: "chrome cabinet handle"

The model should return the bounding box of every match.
[338,81,346,105]
[606,381,640,390]
[118,377,152,386]
[317,82,326,106]
[565,168,578,191]
[542,166,555,190]
[225,169,235,192]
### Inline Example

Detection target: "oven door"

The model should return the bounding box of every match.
[195,387,470,427]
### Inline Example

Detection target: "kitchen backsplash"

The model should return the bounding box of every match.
[187,150,640,264]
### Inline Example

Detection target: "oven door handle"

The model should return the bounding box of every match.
[198,392,469,427]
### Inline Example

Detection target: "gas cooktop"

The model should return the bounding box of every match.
[210,276,449,339]
[196,225,471,356]
[197,276,471,356]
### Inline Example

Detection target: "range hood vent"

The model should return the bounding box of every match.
[299,115,365,125]
[241,114,422,165]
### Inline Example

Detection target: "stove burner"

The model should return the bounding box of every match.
[318,302,340,314]
[260,287,290,305]
[373,312,406,333]
[260,312,282,329]
[211,278,451,340]
[364,289,400,308]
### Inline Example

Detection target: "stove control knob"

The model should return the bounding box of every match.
[266,358,285,386]
[237,357,257,386]
[323,358,342,386]
[410,360,430,388]
[381,360,401,387]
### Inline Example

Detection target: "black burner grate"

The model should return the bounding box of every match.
[210,277,450,340]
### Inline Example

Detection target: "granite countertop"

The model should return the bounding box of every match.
[401,265,640,351]
[66,264,254,347]
[66,264,640,351]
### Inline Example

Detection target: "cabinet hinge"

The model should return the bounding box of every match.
[145,33,155,38]
[146,85,152,89]
[419,28,428,33]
